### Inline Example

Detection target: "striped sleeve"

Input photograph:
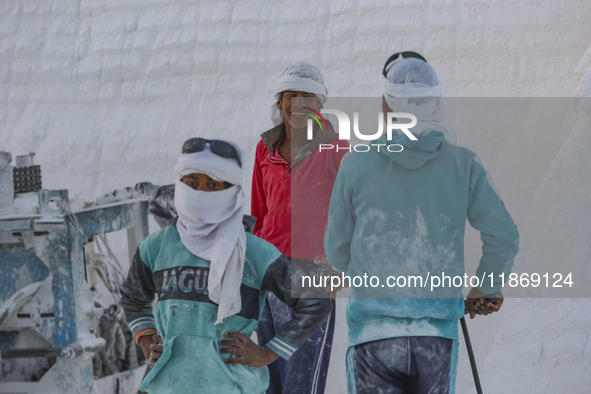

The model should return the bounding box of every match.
[265,334,298,360]
[129,315,157,338]
[134,327,157,345]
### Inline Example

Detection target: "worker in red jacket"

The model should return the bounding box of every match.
[251,62,349,394]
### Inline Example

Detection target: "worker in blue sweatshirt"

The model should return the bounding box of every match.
[324,53,519,394]
[121,138,332,394]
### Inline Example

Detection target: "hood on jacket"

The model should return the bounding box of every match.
[372,129,445,170]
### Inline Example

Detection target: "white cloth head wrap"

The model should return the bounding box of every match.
[380,58,456,144]
[174,141,246,324]
[271,62,328,127]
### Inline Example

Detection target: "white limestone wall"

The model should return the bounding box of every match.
[1,1,590,393]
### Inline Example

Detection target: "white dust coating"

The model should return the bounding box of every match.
[1,1,591,393]
[353,316,444,339]
[357,207,458,298]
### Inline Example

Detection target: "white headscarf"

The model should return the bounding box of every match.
[271,62,328,127]
[174,141,246,324]
[380,58,457,144]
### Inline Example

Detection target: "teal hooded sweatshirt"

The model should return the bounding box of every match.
[121,224,332,394]
[324,130,519,347]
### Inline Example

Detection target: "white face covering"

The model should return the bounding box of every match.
[174,143,246,324]
[380,58,457,145]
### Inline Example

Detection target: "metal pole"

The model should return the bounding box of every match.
[1,347,66,359]
[460,316,483,394]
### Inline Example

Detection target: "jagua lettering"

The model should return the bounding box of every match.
[160,267,209,297]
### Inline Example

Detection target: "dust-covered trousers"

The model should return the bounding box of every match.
[257,292,336,394]
[347,336,459,394]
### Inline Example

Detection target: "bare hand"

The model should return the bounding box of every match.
[138,333,163,368]
[219,332,280,367]
[149,333,164,367]
[314,260,347,299]
[466,288,503,319]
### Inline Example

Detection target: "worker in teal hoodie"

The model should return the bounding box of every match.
[121,138,332,394]
[324,54,519,394]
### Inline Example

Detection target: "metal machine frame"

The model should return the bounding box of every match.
[1,152,150,393]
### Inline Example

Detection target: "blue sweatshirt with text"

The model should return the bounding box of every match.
[121,224,332,393]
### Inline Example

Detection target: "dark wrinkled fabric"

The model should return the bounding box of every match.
[258,294,335,394]
[120,247,157,323]
[353,337,454,394]
[260,256,333,348]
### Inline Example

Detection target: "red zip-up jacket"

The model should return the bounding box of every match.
[251,122,349,262]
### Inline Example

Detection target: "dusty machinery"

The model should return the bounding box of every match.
[0,151,156,393]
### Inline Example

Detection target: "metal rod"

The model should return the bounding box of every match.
[460,316,483,394]
[1,347,65,359]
